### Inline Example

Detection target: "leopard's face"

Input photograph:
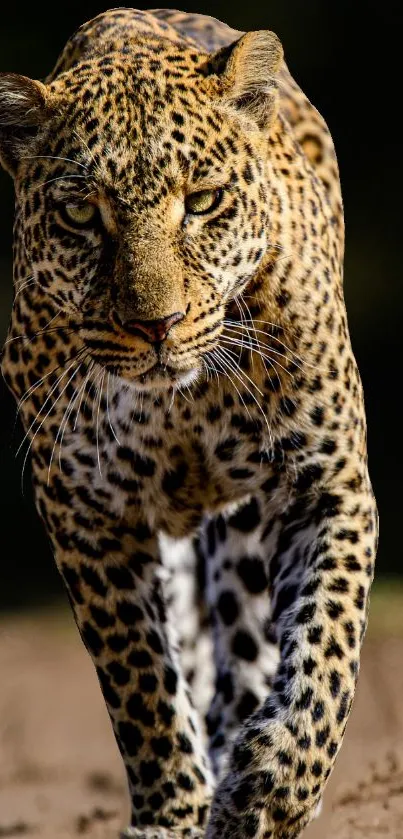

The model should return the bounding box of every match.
[13,42,274,391]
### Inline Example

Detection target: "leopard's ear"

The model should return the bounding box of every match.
[208,31,283,130]
[0,73,50,176]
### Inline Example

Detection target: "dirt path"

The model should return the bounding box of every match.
[1,611,403,838]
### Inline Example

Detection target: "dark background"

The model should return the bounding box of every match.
[0,2,401,610]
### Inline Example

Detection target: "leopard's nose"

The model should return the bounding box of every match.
[113,311,185,344]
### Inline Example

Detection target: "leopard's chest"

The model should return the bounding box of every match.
[50,388,280,538]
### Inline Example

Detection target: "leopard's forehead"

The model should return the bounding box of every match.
[46,39,245,182]
[52,39,207,112]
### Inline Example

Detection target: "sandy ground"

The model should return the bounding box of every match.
[1,602,403,839]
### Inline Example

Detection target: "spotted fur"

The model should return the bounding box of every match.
[0,8,377,839]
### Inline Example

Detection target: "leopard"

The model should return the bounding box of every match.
[0,8,378,839]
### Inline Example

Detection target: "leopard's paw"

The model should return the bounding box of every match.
[206,765,317,839]
[205,713,330,838]
[121,828,205,839]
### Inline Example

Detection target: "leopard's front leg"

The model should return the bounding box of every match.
[207,475,377,839]
[35,485,213,838]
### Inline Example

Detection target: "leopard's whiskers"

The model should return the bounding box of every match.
[21,154,89,171]
[4,319,77,345]
[73,360,96,431]
[168,387,176,413]
[177,386,192,404]
[138,390,144,422]
[5,326,77,346]
[80,363,104,423]
[204,355,220,387]
[185,382,196,401]
[95,369,106,477]
[225,319,333,375]
[16,349,86,455]
[224,319,304,367]
[216,344,273,443]
[5,307,63,344]
[237,293,261,364]
[57,373,88,471]
[201,358,211,383]
[38,173,89,189]
[221,332,297,379]
[209,348,254,426]
[14,343,86,443]
[14,277,36,299]
[220,335,284,396]
[19,350,86,490]
[233,295,252,358]
[218,344,265,397]
[46,361,87,482]
[106,372,122,445]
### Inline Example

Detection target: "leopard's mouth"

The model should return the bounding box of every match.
[81,313,222,391]
[83,341,202,390]
[117,360,201,392]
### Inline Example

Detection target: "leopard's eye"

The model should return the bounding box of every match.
[60,202,97,228]
[185,188,223,216]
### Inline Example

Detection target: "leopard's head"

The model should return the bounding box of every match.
[0,23,283,391]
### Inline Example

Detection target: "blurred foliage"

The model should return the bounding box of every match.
[0,1,401,609]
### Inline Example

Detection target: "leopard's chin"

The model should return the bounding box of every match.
[119,362,201,392]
